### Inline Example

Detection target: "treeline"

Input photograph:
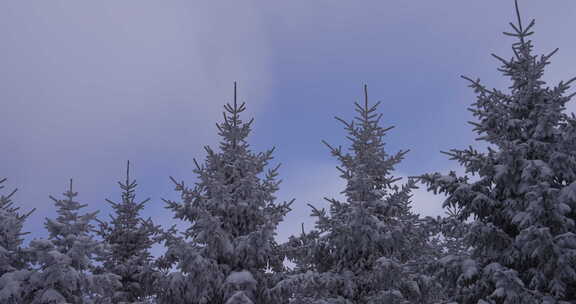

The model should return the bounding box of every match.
[1,2,576,303]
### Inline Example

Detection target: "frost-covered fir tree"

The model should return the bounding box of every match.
[0,178,35,303]
[159,82,293,304]
[96,161,162,303]
[418,1,576,302]
[23,179,120,303]
[279,86,440,304]
[0,178,34,278]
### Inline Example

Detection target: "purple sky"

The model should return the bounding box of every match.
[2,1,576,256]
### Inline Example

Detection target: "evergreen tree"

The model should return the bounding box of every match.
[158,82,293,304]
[280,86,440,304]
[96,161,162,303]
[418,1,576,302]
[0,178,35,303]
[24,179,121,303]
[0,177,34,277]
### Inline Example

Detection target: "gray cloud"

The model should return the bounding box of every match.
[2,0,575,246]
[0,0,273,236]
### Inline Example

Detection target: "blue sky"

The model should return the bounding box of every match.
[2,1,576,254]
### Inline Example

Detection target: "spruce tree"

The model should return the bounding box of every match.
[418,1,576,302]
[159,83,293,304]
[280,86,439,304]
[0,178,35,303]
[24,179,120,303]
[0,178,34,277]
[96,161,162,303]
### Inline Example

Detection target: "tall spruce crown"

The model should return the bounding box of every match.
[417,0,576,302]
[279,85,438,303]
[159,82,293,304]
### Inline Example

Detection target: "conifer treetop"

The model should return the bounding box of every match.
[97,160,161,303]
[103,160,151,222]
[0,177,35,280]
[416,1,576,302]
[45,178,100,256]
[214,81,255,153]
[160,82,292,304]
[321,84,409,205]
[24,178,122,303]
[458,0,575,148]
[49,178,86,212]
[0,178,34,224]
[281,85,434,303]
[47,179,99,237]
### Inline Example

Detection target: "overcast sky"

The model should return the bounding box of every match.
[2,1,576,255]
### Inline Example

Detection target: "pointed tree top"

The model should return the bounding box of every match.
[513,0,528,45]
[504,0,535,46]
[65,178,78,200]
[234,81,237,114]
[126,160,131,186]
[514,0,522,33]
[233,81,238,147]
[364,84,368,113]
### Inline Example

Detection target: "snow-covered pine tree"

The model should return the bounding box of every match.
[159,82,293,304]
[280,86,440,304]
[0,178,35,303]
[417,1,576,303]
[96,161,162,303]
[24,179,120,303]
[0,178,34,278]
